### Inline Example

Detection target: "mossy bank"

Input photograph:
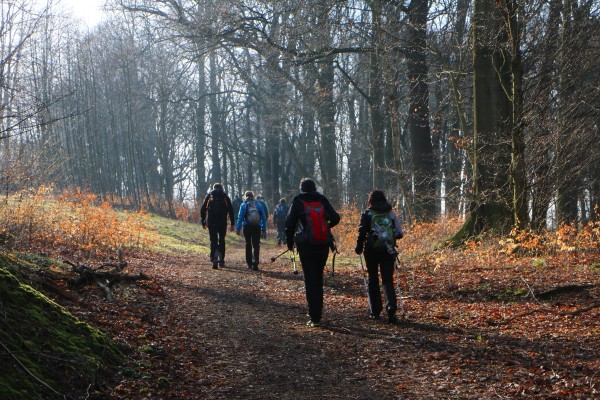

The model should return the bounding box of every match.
[0,253,124,400]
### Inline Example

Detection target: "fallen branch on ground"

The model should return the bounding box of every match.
[487,301,600,326]
[64,259,149,302]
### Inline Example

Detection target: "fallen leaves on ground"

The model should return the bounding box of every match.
[55,240,598,399]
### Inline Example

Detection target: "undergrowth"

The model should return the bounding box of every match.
[0,187,157,258]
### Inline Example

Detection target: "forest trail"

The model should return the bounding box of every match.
[99,236,599,399]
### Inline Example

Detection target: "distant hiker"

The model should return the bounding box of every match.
[232,195,243,223]
[273,198,289,246]
[355,190,404,323]
[236,191,267,270]
[256,195,269,239]
[200,183,235,269]
[285,178,340,327]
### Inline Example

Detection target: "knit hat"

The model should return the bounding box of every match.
[300,178,317,193]
[213,183,223,190]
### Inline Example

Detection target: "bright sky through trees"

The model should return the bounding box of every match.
[60,0,105,27]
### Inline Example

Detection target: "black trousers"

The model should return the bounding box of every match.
[364,249,397,317]
[298,244,329,323]
[276,222,286,243]
[243,224,261,265]
[208,224,227,262]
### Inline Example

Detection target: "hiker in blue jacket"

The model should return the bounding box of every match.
[236,191,266,270]
[273,198,289,246]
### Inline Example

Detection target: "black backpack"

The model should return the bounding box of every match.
[207,193,229,219]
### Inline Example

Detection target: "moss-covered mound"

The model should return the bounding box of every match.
[0,253,124,400]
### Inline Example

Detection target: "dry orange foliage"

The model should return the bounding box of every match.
[0,186,156,257]
[333,205,462,260]
[501,218,600,256]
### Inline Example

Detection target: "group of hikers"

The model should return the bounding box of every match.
[200,178,404,327]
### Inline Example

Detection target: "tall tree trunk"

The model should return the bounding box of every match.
[503,0,527,230]
[369,0,386,191]
[195,54,208,201]
[208,51,222,184]
[316,54,340,206]
[451,0,513,243]
[406,0,435,220]
[530,0,561,230]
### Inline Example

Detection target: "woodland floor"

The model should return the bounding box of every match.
[60,234,599,399]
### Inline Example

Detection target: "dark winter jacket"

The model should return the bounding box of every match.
[200,189,235,228]
[355,201,403,253]
[285,191,340,250]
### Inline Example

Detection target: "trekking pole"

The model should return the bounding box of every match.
[395,254,405,316]
[329,235,338,278]
[291,248,299,275]
[358,254,372,313]
[270,248,289,262]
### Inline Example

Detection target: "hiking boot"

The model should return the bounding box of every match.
[306,320,321,327]
[218,261,225,268]
[252,263,259,271]
[387,314,397,324]
[212,262,218,269]
[369,314,380,320]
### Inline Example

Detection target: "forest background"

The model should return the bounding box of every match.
[1,0,599,237]
[1,1,599,398]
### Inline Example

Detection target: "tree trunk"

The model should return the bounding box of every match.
[208,51,222,184]
[406,0,435,220]
[369,0,386,191]
[451,0,514,243]
[195,54,208,201]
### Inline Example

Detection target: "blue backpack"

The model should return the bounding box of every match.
[274,203,288,220]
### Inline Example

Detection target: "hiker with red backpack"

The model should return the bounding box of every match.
[285,178,340,327]
[200,183,235,269]
[355,190,404,323]
[236,191,267,270]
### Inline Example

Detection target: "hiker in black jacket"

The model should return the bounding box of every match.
[355,190,404,323]
[285,178,340,327]
[200,183,235,269]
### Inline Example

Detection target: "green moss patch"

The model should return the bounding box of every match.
[0,253,124,399]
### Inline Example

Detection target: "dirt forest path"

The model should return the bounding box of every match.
[131,240,409,400]
[104,235,599,399]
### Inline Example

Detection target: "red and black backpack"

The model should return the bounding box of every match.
[296,200,329,245]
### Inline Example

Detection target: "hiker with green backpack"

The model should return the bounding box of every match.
[355,190,404,323]
[236,191,267,270]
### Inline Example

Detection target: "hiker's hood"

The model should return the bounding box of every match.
[210,189,226,198]
[369,202,392,213]
[297,191,323,202]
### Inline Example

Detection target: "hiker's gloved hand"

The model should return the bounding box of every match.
[229,225,234,232]
[355,245,363,255]
[236,230,241,236]
[287,241,294,252]
[201,221,207,229]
